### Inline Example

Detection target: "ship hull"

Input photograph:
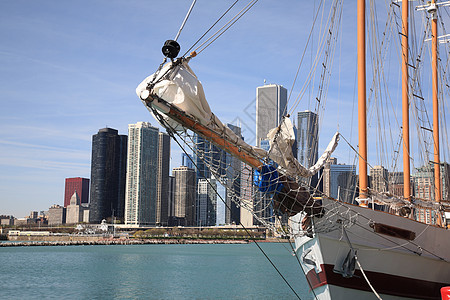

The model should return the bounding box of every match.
[293,200,450,300]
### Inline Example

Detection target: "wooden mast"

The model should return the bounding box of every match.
[358,0,368,206]
[402,0,411,202]
[431,0,442,204]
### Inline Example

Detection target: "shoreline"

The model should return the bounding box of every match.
[0,238,250,247]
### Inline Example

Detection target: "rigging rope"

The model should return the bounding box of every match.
[194,0,259,55]
[147,102,303,300]
[174,0,197,42]
[182,0,240,57]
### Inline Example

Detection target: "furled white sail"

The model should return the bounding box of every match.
[267,117,340,178]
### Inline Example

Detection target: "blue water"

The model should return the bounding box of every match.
[0,242,313,299]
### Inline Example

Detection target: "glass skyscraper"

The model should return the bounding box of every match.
[89,128,127,223]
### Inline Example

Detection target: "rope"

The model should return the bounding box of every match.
[183,0,240,57]
[194,0,259,55]
[148,103,302,300]
[174,0,197,42]
[342,227,383,299]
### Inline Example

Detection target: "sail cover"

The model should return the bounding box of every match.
[267,117,340,178]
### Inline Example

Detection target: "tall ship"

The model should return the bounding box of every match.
[137,1,450,299]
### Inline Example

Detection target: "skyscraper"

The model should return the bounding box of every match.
[323,158,357,203]
[156,132,170,226]
[370,165,389,193]
[173,166,196,226]
[297,111,319,168]
[255,84,287,225]
[125,122,159,226]
[181,153,194,169]
[89,128,127,223]
[256,84,287,147]
[64,177,89,207]
[197,178,217,226]
[193,134,225,181]
[225,124,242,225]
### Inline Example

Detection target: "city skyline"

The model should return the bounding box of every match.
[1,1,449,217]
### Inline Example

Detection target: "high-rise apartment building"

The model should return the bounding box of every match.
[197,178,217,226]
[413,165,434,201]
[125,122,159,226]
[173,166,196,226]
[156,132,170,226]
[64,177,89,207]
[89,128,127,223]
[168,175,176,217]
[370,166,389,193]
[256,84,287,147]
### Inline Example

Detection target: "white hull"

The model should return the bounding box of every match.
[293,199,450,299]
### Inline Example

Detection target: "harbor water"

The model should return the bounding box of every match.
[0,242,313,299]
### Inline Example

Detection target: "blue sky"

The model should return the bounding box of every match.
[0,1,448,217]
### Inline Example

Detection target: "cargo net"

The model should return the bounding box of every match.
[161,123,357,237]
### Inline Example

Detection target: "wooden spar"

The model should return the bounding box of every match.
[402,0,411,202]
[142,93,321,216]
[431,0,441,203]
[357,0,369,205]
[143,95,263,170]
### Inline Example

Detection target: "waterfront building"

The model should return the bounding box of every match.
[66,191,85,224]
[64,177,89,207]
[89,128,127,223]
[156,132,171,226]
[323,158,357,203]
[197,178,217,226]
[0,215,14,226]
[173,166,196,226]
[48,205,66,225]
[370,165,389,193]
[125,122,159,226]
[256,84,287,148]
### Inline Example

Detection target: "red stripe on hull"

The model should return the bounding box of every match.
[306,264,449,299]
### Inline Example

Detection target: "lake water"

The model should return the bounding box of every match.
[0,242,314,299]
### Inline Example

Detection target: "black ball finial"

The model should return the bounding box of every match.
[162,40,181,59]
